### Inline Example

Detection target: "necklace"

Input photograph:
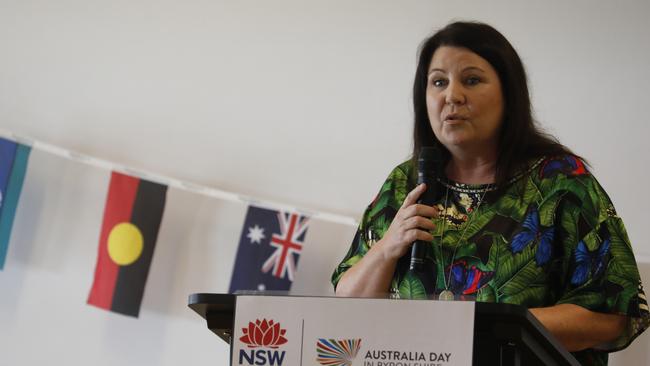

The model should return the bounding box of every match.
[437,183,491,301]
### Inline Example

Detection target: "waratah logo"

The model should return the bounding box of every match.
[316,338,362,366]
[239,319,288,348]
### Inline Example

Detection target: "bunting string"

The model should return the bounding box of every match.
[0,128,358,226]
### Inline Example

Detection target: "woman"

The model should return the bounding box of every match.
[332,21,649,365]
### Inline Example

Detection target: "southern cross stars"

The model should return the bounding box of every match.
[247,225,265,244]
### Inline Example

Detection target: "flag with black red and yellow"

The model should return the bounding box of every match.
[87,172,167,317]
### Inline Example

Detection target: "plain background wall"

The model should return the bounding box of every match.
[1,0,649,365]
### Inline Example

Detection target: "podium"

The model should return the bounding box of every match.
[188,293,579,366]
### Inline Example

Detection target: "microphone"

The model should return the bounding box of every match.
[409,146,441,271]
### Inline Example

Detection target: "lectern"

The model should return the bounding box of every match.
[188,293,579,366]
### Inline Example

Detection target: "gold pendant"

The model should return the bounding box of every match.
[438,290,455,301]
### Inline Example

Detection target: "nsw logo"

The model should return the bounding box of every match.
[316,338,362,366]
[238,319,288,365]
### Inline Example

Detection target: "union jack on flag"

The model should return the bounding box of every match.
[261,211,309,281]
[229,205,310,293]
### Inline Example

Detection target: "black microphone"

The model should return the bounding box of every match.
[409,146,441,271]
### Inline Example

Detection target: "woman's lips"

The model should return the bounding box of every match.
[443,114,468,124]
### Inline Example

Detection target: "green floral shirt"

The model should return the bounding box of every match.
[332,156,649,365]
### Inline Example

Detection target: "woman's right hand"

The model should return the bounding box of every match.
[335,183,439,297]
[374,183,438,261]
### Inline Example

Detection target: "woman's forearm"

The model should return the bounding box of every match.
[530,304,627,352]
[335,240,398,298]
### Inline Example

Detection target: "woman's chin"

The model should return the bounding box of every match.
[439,134,472,149]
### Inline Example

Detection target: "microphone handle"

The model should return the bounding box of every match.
[409,177,437,271]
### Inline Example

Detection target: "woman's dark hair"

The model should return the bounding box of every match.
[412,21,575,186]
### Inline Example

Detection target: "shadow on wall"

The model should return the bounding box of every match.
[609,260,650,366]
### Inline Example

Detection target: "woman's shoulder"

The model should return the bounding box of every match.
[506,154,597,200]
[380,160,417,189]
[510,154,590,186]
[366,160,416,213]
[522,154,613,209]
[392,159,416,178]
[536,154,590,181]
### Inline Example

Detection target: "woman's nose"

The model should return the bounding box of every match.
[445,81,466,105]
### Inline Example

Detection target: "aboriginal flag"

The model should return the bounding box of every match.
[87,172,167,317]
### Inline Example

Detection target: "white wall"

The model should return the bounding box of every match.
[1,0,649,365]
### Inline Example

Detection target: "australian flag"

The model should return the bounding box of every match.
[229,205,310,293]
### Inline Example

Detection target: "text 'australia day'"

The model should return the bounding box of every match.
[364,362,445,366]
[363,350,452,366]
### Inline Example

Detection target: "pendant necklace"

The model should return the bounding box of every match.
[437,182,492,301]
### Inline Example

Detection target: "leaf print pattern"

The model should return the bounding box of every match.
[332,155,649,366]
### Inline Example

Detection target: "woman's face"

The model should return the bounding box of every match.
[426,46,504,156]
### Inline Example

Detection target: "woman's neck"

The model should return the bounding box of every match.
[445,154,497,185]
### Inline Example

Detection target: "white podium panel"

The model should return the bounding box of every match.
[232,295,474,366]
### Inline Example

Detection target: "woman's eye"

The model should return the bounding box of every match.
[431,79,447,87]
[465,76,481,85]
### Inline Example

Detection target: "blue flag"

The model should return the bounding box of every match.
[0,137,31,270]
[229,205,310,293]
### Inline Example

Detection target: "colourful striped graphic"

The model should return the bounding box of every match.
[0,138,31,270]
[316,338,362,366]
